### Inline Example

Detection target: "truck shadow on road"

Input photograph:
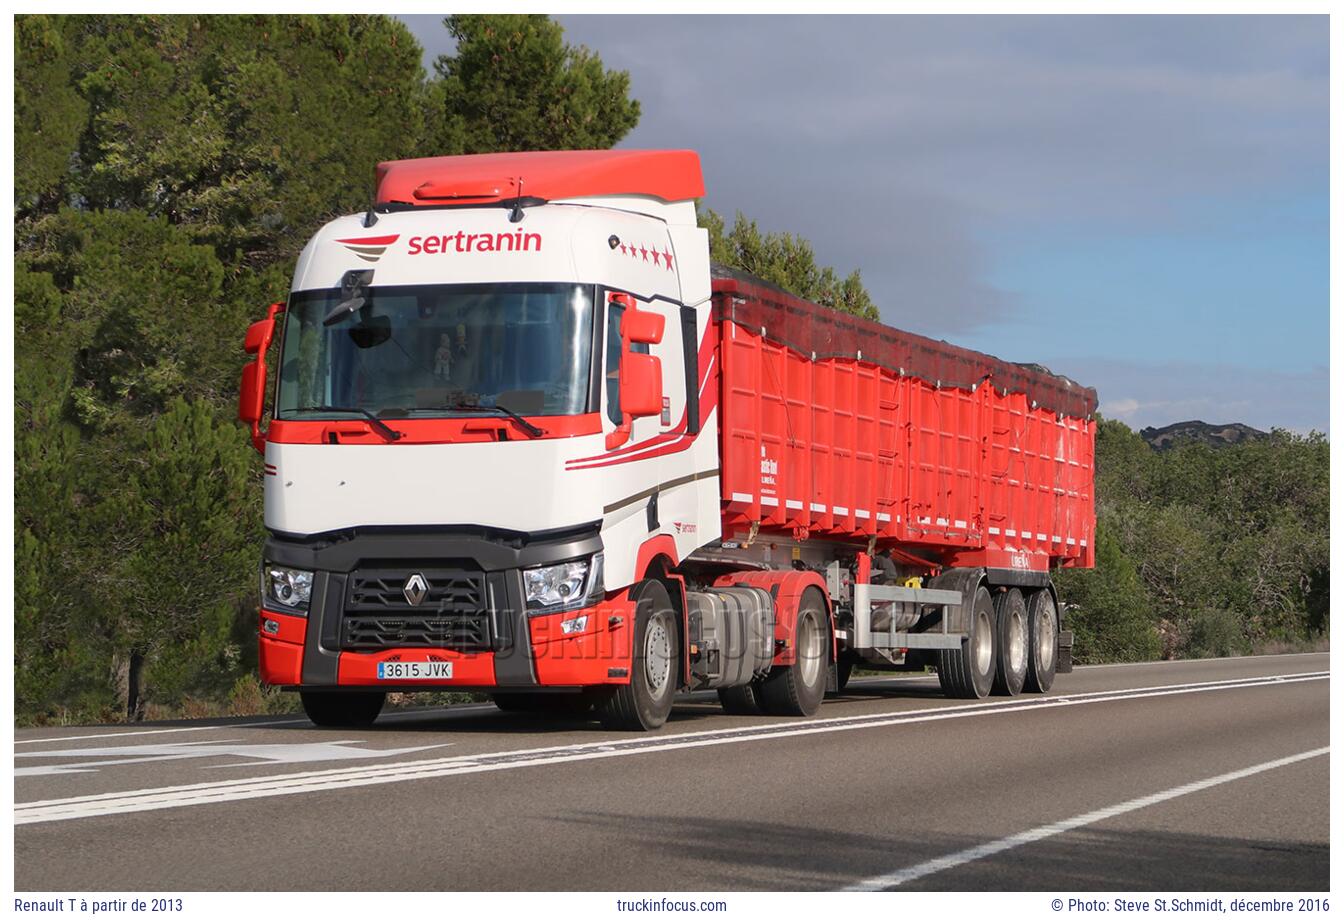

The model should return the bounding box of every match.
[344,686,951,734]
[547,811,1328,891]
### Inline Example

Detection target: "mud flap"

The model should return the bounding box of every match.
[1057,629,1075,674]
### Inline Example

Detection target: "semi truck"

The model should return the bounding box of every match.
[238,149,1096,732]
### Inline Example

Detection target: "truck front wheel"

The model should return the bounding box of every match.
[757,587,829,716]
[596,580,679,731]
[300,690,385,728]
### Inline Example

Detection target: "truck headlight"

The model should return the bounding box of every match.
[524,554,602,613]
[263,563,313,613]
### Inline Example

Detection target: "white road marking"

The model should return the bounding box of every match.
[16,740,451,777]
[14,671,1326,825]
[13,720,311,745]
[845,746,1330,890]
[1073,651,1326,670]
[13,703,502,747]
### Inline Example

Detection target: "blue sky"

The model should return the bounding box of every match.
[401,15,1329,433]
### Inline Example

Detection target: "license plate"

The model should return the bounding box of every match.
[377,661,453,681]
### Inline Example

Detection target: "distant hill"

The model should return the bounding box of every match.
[1140,420,1268,451]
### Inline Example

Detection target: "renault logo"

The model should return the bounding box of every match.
[403,573,429,607]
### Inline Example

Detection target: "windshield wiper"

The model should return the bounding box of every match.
[433,402,545,438]
[296,405,403,441]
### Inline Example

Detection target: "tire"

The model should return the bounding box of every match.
[991,588,1029,697]
[596,580,679,731]
[300,690,385,728]
[1024,589,1059,694]
[757,587,829,716]
[492,692,593,716]
[717,682,762,715]
[937,584,996,699]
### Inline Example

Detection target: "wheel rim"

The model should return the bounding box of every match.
[1036,604,1056,672]
[1007,609,1027,676]
[644,616,672,696]
[973,609,993,675]
[797,610,824,687]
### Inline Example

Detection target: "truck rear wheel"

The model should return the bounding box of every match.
[300,690,385,728]
[1024,589,1058,693]
[717,682,762,715]
[596,580,679,731]
[757,587,829,716]
[991,588,1028,696]
[937,584,996,699]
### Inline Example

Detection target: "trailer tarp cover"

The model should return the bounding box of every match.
[710,264,1097,420]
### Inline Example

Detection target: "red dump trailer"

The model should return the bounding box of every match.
[712,265,1095,571]
[241,148,1096,731]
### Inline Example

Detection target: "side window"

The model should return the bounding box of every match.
[605,302,625,426]
[604,296,652,427]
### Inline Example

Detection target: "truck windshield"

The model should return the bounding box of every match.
[276,283,596,419]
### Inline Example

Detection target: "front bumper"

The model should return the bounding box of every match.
[259,594,636,689]
[256,524,636,690]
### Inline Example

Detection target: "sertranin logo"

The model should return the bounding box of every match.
[336,234,400,263]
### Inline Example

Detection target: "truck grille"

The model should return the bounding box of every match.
[342,568,491,651]
[341,614,490,651]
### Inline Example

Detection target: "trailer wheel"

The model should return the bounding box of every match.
[1024,589,1058,693]
[492,692,594,717]
[717,682,762,715]
[757,587,829,716]
[991,588,1029,696]
[937,584,996,699]
[300,690,385,728]
[596,580,679,731]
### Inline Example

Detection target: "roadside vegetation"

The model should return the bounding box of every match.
[13,15,1326,724]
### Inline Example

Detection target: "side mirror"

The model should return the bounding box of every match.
[623,308,664,345]
[620,352,663,418]
[238,302,286,454]
[605,293,665,450]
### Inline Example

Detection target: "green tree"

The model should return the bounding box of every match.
[1054,523,1162,663]
[700,207,879,321]
[92,400,259,718]
[14,15,88,212]
[19,15,430,264]
[432,14,640,154]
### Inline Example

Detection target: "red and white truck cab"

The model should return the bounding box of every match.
[240,150,1094,731]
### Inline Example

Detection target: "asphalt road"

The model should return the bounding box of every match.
[13,653,1329,891]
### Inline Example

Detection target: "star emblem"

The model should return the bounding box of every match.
[640,245,650,261]
[663,248,674,271]
[652,250,662,266]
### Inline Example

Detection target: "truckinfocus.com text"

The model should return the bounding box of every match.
[615,898,729,912]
